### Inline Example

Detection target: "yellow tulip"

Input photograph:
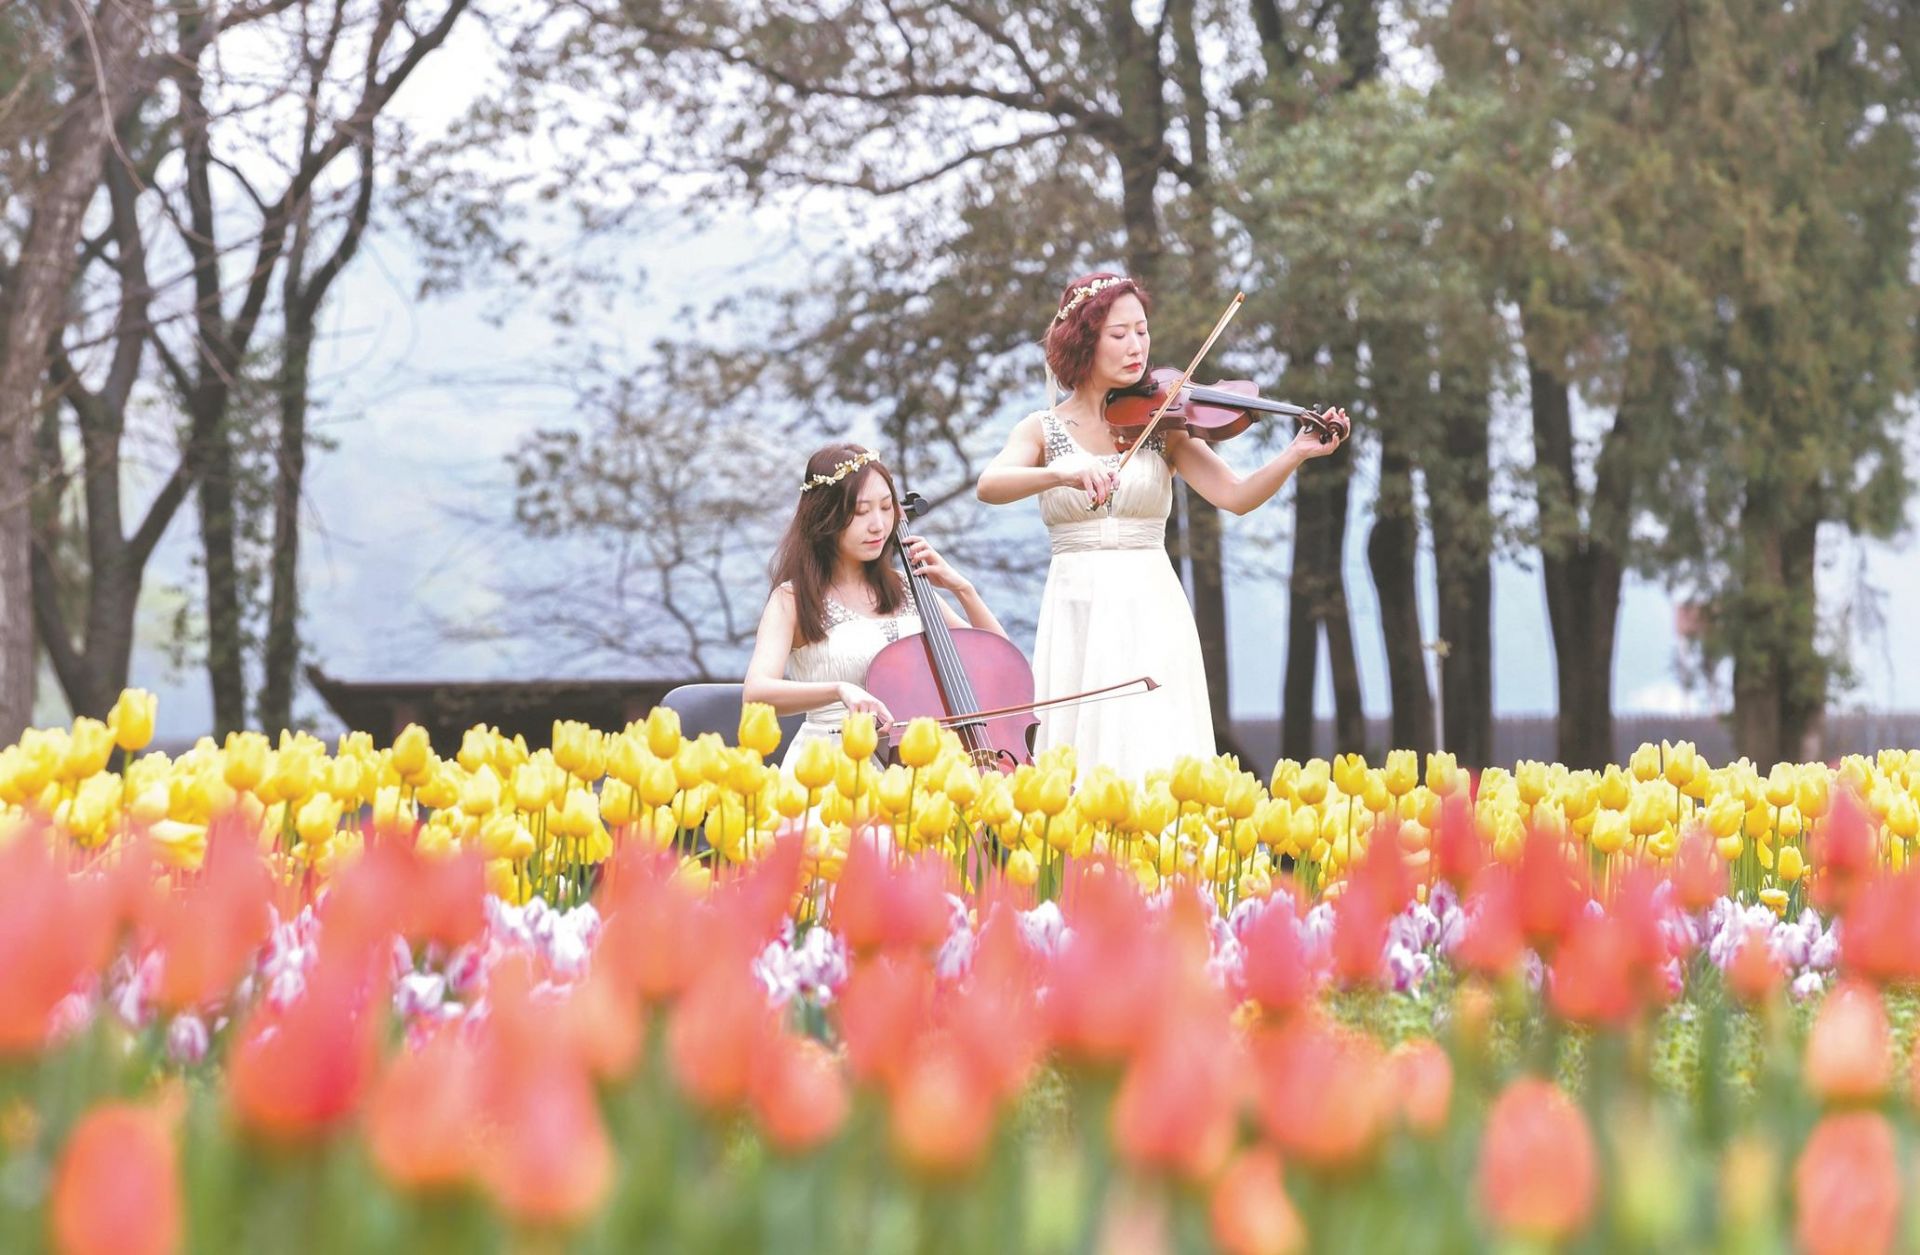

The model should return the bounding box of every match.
[974,776,1015,828]
[391,723,432,784]
[1382,749,1418,797]
[1083,769,1130,827]
[775,739,826,796]
[841,712,878,761]
[1715,832,1743,862]
[897,717,941,769]
[1628,786,1668,837]
[1628,742,1660,782]
[373,785,409,830]
[1515,760,1550,807]
[1423,752,1460,798]
[58,774,120,846]
[738,701,783,758]
[151,818,208,871]
[1034,769,1072,818]
[1888,796,1919,840]
[1777,844,1805,883]
[1360,771,1391,815]
[1661,740,1699,789]
[914,793,955,841]
[1006,848,1039,887]
[1169,756,1206,806]
[63,718,115,781]
[944,762,982,809]
[128,783,169,825]
[1332,752,1368,797]
[772,777,809,819]
[1296,758,1331,805]
[416,762,462,811]
[1757,887,1789,915]
[644,706,683,760]
[1223,771,1262,821]
[106,688,157,753]
[459,765,502,816]
[1590,810,1631,855]
[1705,794,1745,839]
[295,793,343,845]
[1268,758,1301,798]
[1792,767,1830,820]
[876,765,914,816]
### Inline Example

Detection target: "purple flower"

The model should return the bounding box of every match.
[166,1014,210,1065]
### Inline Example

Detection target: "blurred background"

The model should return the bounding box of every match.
[4,0,1917,771]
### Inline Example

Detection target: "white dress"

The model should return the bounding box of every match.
[1031,410,1215,777]
[779,584,923,770]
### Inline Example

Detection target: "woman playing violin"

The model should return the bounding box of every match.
[745,443,1007,768]
[975,273,1351,778]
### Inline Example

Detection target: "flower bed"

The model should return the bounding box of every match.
[3,692,1919,1252]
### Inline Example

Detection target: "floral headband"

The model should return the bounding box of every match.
[800,450,879,494]
[1053,276,1131,324]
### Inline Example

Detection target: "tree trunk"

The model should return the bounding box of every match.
[1367,433,1432,756]
[1282,467,1336,761]
[260,315,313,734]
[0,4,150,739]
[1432,364,1493,766]
[1526,358,1624,768]
[1319,441,1365,752]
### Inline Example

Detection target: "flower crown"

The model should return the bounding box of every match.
[800,450,879,493]
[1053,276,1131,324]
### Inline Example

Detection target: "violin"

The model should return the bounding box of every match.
[1104,367,1341,446]
[861,493,1038,773]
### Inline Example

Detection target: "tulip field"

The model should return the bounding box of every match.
[9,693,1920,1252]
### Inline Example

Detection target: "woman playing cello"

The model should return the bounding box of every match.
[976,273,1351,778]
[744,443,1008,769]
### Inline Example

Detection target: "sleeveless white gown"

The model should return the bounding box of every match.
[778,584,922,770]
[1030,411,1216,778]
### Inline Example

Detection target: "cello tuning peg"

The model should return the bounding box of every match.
[901,491,930,520]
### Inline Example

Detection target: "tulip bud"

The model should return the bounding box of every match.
[390,723,432,783]
[645,706,683,760]
[897,717,941,769]
[737,701,783,759]
[841,713,878,762]
[107,688,158,753]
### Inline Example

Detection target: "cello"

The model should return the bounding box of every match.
[862,493,1038,773]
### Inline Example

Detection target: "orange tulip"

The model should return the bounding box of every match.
[1386,1038,1453,1136]
[1478,1077,1596,1244]
[364,1025,480,1191]
[836,952,934,1088]
[749,1033,848,1154]
[50,1103,180,1255]
[1252,1016,1388,1172]
[888,1034,995,1178]
[143,828,272,1013]
[668,967,776,1112]
[1794,1111,1899,1255]
[1210,1146,1305,1255]
[1112,1012,1241,1181]
[1805,981,1891,1104]
[0,833,116,1056]
[228,951,383,1141]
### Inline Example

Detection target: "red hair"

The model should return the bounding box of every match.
[1043,273,1151,390]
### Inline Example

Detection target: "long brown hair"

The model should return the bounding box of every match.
[770,443,908,646]
[1044,272,1151,389]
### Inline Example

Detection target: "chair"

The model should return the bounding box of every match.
[657,682,804,752]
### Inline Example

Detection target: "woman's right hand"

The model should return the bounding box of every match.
[1059,461,1119,508]
[836,682,895,727]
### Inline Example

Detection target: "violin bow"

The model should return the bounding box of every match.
[884,675,1160,733]
[1110,291,1246,478]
